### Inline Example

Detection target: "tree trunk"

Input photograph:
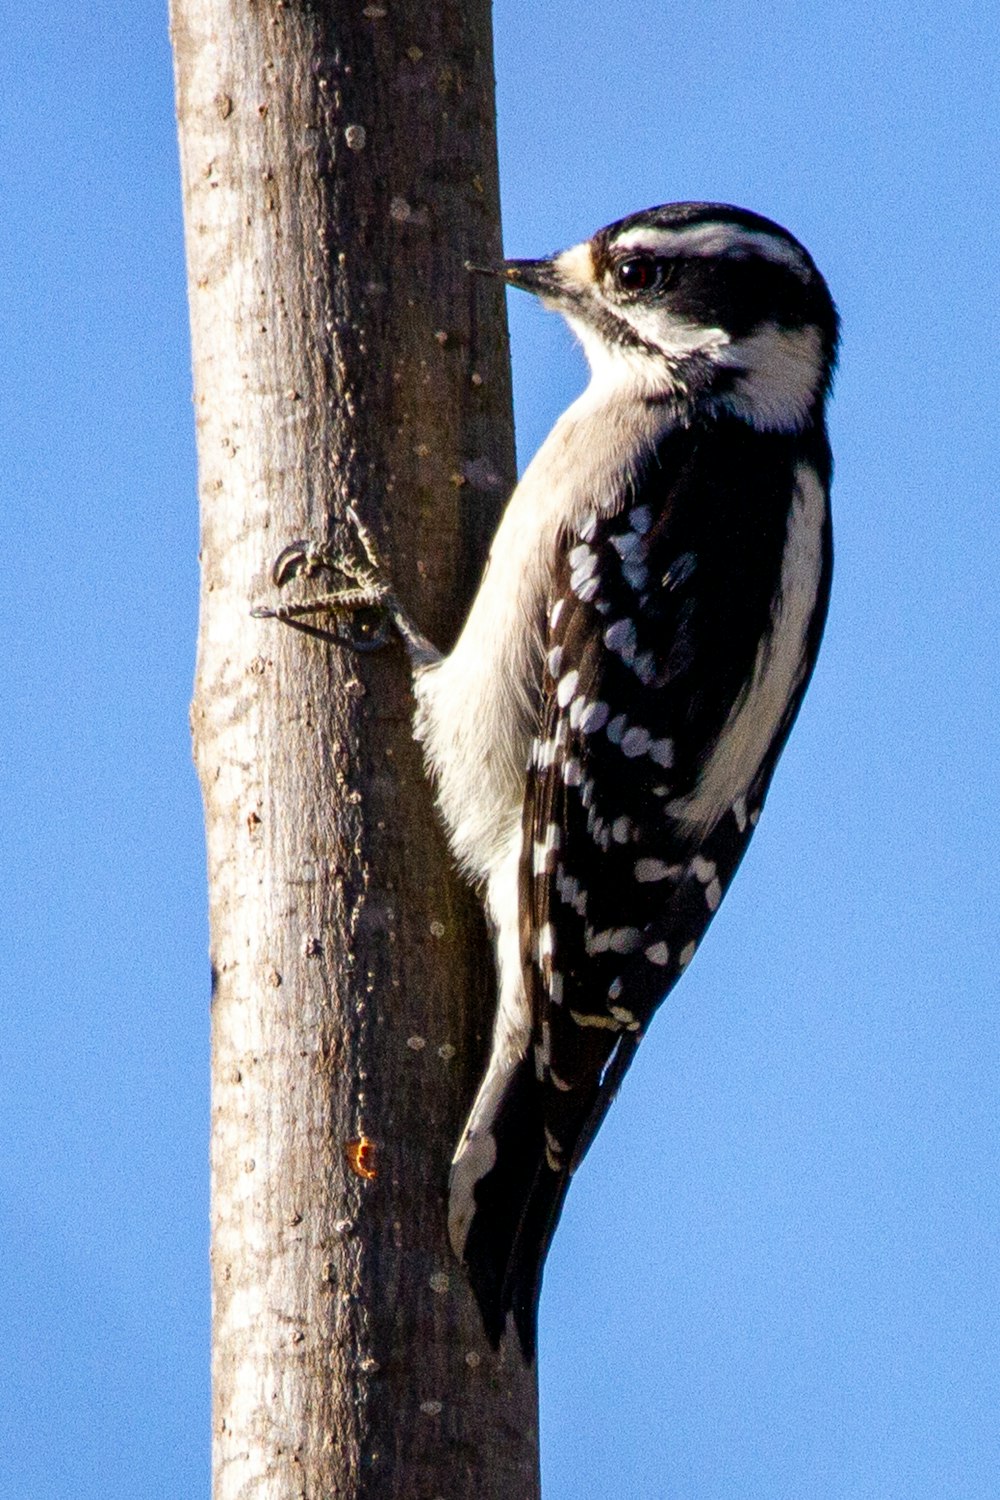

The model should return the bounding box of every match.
[170,3,540,1496]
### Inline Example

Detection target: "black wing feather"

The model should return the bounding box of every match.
[503,416,832,1356]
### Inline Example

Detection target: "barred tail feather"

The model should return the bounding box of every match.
[449,1055,571,1360]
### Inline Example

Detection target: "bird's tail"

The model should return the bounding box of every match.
[449,1054,570,1361]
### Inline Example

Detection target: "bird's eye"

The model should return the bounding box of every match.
[614,256,661,293]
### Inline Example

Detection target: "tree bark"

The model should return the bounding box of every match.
[170,2,540,1496]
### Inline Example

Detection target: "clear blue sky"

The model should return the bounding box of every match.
[3,3,998,1496]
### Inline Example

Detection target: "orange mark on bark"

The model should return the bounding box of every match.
[345,1137,377,1181]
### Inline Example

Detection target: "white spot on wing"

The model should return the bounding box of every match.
[534,736,560,768]
[584,926,610,955]
[579,700,609,734]
[629,651,659,687]
[608,926,642,953]
[620,726,651,758]
[533,823,561,873]
[611,530,645,560]
[632,651,658,685]
[678,940,697,968]
[604,618,637,660]
[556,670,579,707]
[570,1009,622,1030]
[569,549,599,595]
[555,867,587,917]
[621,561,649,591]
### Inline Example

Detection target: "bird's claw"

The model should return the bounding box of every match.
[251,508,398,653]
[270,540,332,588]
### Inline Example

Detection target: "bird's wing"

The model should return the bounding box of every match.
[504,420,830,1350]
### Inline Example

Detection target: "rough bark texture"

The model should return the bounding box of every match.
[171,2,541,1495]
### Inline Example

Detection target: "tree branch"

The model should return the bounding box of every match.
[171,1,540,1493]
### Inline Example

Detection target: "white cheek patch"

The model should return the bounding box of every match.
[719,323,825,432]
[612,222,810,278]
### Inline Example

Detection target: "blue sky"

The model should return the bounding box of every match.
[3,3,998,1496]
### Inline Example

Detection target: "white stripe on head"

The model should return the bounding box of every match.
[611,222,810,279]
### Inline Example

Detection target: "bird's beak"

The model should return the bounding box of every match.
[465,257,569,302]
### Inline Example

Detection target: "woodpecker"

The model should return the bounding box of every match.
[262,201,838,1361]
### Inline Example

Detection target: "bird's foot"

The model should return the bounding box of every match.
[252,506,439,665]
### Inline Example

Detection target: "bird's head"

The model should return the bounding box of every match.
[472,202,839,431]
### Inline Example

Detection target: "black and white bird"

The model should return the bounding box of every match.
[268,201,839,1360]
